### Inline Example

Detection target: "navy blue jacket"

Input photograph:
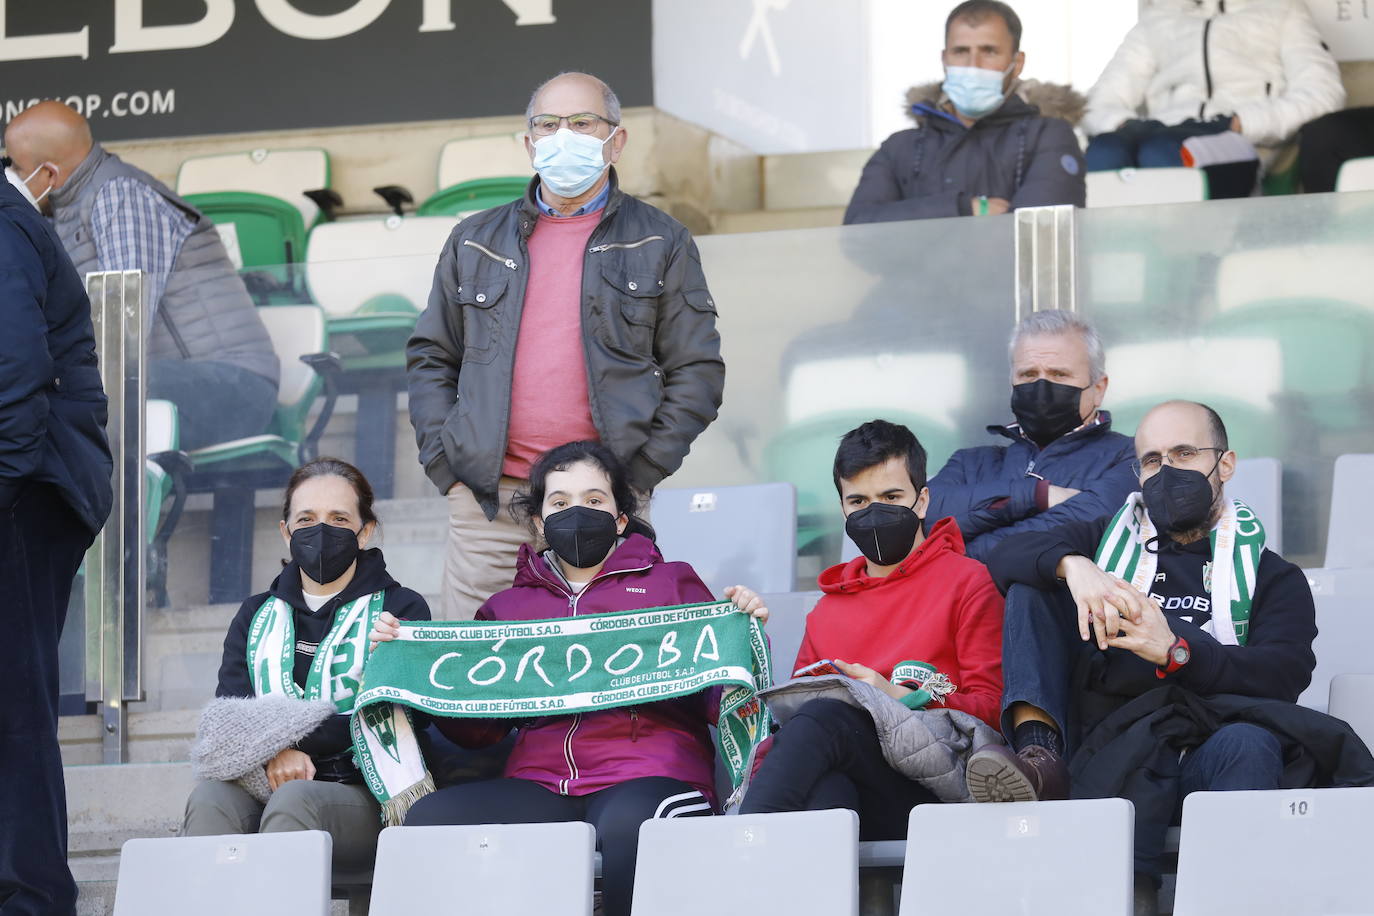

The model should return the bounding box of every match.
[926,411,1136,562]
[0,182,112,533]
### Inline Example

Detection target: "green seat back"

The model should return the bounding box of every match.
[417,177,529,217]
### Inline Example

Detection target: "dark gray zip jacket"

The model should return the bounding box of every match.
[407,171,724,518]
[845,80,1087,224]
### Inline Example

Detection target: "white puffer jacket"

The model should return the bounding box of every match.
[1083,0,1345,147]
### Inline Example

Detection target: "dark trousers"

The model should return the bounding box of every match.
[405,775,710,916]
[0,484,93,915]
[1299,107,1374,192]
[147,359,277,451]
[1000,584,1286,878]
[740,698,938,840]
[1085,117,1258,198]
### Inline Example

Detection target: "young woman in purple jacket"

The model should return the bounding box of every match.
[369,440,767,916]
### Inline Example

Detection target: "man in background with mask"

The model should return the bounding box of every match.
[927,309,1137,563]
[844,0,1084,225]
[741,419,1003,833]
[408,72,724,620]
[3,102,280,452]
[968,401,1365,914]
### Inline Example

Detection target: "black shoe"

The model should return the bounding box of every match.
[965,743,1069,802]
[1133,871,1160,916]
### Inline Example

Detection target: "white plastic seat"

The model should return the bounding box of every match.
[435,132,531,189]
[633,809,859,915]
[898,799,1134,915]
[651,482,797,594]
[1086,167,1207,208]
[1174,788,1374,915]
[1328,674,1374,750]
[784,352,967,428]
[369,822,595,916]
[1335,156,1374,193]
[113,831,331,915]
[176,148,330,230]
[1227,456,1283,555]
[1297,590,1374,712]
[1215,244,1374,313]
[1105,338,1282,412]
[1325,454,1374,569]
[305,215,457,318]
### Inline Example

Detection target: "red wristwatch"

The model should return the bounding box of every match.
[1156,635,1191,678]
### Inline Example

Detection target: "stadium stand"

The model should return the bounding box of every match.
[651,482,798,594]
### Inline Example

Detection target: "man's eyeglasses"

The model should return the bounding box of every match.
[528,113,618,137]
[1132,445,1225,477]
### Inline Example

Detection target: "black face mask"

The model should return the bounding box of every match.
[1010,379,1086,447]
[1142,463,1218,535]
[290,522,361,585]
[543,506,620,569]
[845,501,923,567]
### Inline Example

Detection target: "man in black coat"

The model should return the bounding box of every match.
[0,177,112,914]
[965,400,1346,912]
[844,1,1085,225]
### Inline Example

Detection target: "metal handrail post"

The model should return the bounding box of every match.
[1014,205,1078,318]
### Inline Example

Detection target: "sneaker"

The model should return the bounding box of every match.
[965,743,1069,802]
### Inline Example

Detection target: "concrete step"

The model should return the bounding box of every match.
[710,207,845,234]
[60,708,199,767]
[761,148,873,211]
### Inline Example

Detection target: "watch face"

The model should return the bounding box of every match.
[1172,646,1190,665]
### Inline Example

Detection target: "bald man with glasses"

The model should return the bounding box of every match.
[963,400,1374,914]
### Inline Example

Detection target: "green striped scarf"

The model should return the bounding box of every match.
[246,591,386,710]
[1094,494,1265,646]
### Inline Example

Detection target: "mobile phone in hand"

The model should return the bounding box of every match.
[794,659,844,678]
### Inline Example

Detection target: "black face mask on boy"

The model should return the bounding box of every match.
[845,501,923,566]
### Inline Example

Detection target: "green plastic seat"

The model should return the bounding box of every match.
[182,190,308,269]
[417,176,529,217]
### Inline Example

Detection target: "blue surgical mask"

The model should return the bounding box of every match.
[532,126,618,198]
[942,64,1013,119]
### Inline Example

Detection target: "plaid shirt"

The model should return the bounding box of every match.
[89,177,194,319]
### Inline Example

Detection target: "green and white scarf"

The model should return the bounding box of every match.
[247,591,386,711]
[1094,494,1266,646]
[351,600,773,825]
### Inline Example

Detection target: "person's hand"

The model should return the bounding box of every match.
[833,660,910,701]
[1046,485,1081,508]
[724,585,768,624]
[265,747,315,791]
[369,610,401,653]
[985,197,1011,215]
[1058,555,1154,650]
[447,482,465,495]
[1107,599,1176,666]
[1230,115,1243,133]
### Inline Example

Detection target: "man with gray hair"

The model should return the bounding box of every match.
[926,309,1136,562]
[408,72,724,619]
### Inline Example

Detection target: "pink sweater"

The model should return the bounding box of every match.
[502,210,601,479]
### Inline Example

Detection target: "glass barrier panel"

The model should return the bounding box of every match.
[1076,190,1374,567]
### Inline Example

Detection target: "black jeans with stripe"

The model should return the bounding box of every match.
[406,775,709,916]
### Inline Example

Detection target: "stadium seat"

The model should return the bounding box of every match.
[417,132,531,217]
[1335,156,1374,193]
[633,809,859,915]
[651,482,798,594]
[144,399,190,608]
[1325,454,1374,569]
[181,305,341,602]
[177,148,333,233]
[1328,674,1374,750]
[369,822,595,916]
[1085,167,1208,208]
[1226,456,1283,555]
[1173,787,1374,915]
[898,799,1135,915]
[1297,586,1373,712]
[114,831,331,915]
[757,590,822,675]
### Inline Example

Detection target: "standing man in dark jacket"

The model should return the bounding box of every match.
[845,1,1085,225]
[967,400,1320,912]
[407,72,725,620]
[926,309,1137,563]
[5,101,280,451]
[0,176,112,915]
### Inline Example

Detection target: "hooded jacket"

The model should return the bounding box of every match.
[0,181,111,534]
[794,518,1004,729]
[1083,0,1345,147]
[433,533,724,806]
[406,170,724,517]
[844,80,1086,225]
[926,411,1138,563]
[216,547,430,781]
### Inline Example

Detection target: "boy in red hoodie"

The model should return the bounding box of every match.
[741,420,1004,838]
